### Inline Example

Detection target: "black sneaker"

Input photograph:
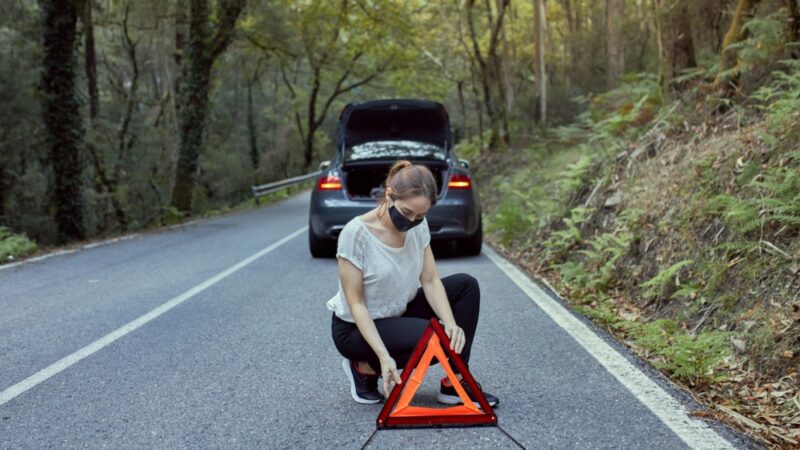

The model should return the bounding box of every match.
[342,359,383,404]
[437,378,499,408]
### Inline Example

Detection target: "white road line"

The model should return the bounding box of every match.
[0,226,307,407]
[483,245,733,450]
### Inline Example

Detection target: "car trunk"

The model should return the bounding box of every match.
[343,161,448,200]
[340,100,450,150]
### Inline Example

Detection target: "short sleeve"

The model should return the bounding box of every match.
[419,218,431,248]
[336,221,367,271]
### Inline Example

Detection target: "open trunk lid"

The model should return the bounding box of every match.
[338,99,451,160]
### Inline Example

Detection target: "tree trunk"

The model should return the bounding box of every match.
[304,68,321,170]
[787,0,800,58]
[606,0,625,89]
[654,0,668,95]
[496,0,515,114]
[715,0,763,92]
[654,0,696,95]
[171,0,244,214]
[247,77,259,170]
[172,0,211,213]
[457,80,469,141]
[83,0,99,120]
[670,2,696,87]
[466,0,509,149]
[41,0,86,242]
[534,0,547,124]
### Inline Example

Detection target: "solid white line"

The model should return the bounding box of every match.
[0,226,307,407]
[482,245,733,450]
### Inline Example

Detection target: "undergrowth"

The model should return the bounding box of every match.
[470,59,800,445]
[0,226,38,262]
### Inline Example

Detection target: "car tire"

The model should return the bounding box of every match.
[457,220,483,256]
[309,226,336,258]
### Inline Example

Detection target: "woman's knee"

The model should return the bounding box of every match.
[450,273,480,302]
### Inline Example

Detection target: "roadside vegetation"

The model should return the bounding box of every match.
[473,58,800,447]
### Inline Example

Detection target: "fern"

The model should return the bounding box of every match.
[640,259,694,299]
[556,153,597,194]
[632,319,677,353]
[654,331,731,386]
[579,230,633,290]
[543,207,593,261]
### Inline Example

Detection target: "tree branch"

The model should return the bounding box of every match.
[209,0,245,61]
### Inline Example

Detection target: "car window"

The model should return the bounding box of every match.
[345,140,446,162]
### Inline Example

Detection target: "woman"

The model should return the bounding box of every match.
[327,160,498,407]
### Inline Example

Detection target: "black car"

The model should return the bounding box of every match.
[308,99,482,257]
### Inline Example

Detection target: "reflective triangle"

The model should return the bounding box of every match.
[376,318,497,428]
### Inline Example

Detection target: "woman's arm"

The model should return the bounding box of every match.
[418,245,466,353]
[338,257,402,392]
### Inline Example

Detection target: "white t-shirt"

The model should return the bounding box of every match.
[326,215,431,323]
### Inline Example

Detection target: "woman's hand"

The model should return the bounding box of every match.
[379,355,402,395]
[444,322,466,354]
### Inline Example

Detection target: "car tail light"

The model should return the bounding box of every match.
[317,175,342,191]
[448,173,472,190]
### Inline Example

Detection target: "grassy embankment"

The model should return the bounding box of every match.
[467,67,800,446]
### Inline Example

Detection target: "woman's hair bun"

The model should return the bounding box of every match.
[385,160,412,187]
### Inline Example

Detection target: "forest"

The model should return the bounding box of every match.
[1,0,799,445]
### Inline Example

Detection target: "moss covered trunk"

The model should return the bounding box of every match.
[41,0,86,243]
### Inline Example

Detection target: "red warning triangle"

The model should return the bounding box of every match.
[376,318,497,428]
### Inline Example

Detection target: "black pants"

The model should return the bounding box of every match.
[331,273,480,373]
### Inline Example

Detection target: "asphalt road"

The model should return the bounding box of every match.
[0,191,758,449]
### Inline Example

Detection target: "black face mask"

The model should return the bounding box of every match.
[388,200,423,232]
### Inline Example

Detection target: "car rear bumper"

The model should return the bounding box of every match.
[310,192,480,240]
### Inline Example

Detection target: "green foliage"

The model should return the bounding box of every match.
[581,74,662,138]
[710,168,800,234]
[574,295,617,327]
[161,206,185,226]
[631,319,730,385]
[654,331,731,385]
[0,226,38,262]
[617,207,645,233]
[632,319,677,353]
[578,230,633,291]
[486,182,532,246]
[543,207,593,261]
[554,260,592,286]
[640,259,693,299]
[727,12,790,74]
[751,59,800,139]
[556,153,597,195]
[708,194,763,233]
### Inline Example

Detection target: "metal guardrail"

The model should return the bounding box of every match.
[251,170,322,198]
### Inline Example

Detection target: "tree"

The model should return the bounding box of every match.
[715,0,763,93]
[171,0,245,214]
[606,0,625,89]
[466,0,511,149]
[247,0,403,170]
[41,0,86,242]
[654,0,696,95]
[80,0,99,120]
[534,0,547,124]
